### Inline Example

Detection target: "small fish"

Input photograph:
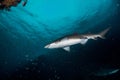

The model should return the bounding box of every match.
[22,0,27,6]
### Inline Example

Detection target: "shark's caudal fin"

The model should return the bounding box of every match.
[98,27,111,39]
[63,46,70,52]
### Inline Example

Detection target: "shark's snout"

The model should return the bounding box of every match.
[44,45,50,48]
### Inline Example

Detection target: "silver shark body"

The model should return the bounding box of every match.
[44,28,110,52]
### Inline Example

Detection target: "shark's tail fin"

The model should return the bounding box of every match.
[98,27,111,39]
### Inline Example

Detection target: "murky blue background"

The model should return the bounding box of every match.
[0,0,120,80]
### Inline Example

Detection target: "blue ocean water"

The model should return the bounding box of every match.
[0,0,119,79]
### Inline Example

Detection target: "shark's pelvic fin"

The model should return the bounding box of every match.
[80,39,88,45]
[63,46,70,52]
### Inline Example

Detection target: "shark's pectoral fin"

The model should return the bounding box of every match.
[80,39,88,45]
[63,46,70,52]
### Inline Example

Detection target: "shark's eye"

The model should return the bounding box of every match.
[54,41,59,44]
[52,43,56,45]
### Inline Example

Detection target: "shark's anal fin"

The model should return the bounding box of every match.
[63,46,70,52]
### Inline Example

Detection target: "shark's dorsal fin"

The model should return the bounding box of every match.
[61,38,68,41]
[73,32,79,36]
[63,46,70,52]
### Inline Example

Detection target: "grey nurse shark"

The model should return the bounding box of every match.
[45,27,110,52]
